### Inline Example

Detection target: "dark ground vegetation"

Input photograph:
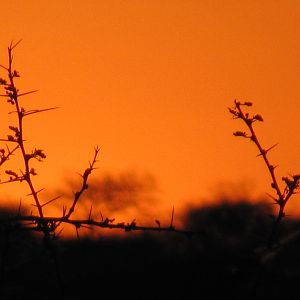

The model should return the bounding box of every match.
[1,200,300,300]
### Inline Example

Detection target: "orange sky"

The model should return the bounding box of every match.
[0,0,300,223]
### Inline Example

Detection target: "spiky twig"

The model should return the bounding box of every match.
[229,100,300,246]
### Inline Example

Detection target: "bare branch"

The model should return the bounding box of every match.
[64,146,100,220]
[0,214,198,237]
[230,100,300,246]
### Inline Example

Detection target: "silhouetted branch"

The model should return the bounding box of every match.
[229,100,300,246]
[0,214,197,237]
[2,40,300,299]
[63,146,100,220]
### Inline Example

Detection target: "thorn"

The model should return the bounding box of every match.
[24,106,60,116]
[0,64,8,71]
[170,205,175,228]
[41,195,62,208]
[75,227,80,239]
[62,205,66,217]
[10,39,22,50]
[18,198,22,215]
[155,220,161,228]
[18,90,39,97]
[26,188,45,196]
[88,204,93,220]
[257,143,279,157]
[130,219,136,227]
[56,227,64,238]
[265,192,277,201]
[75,172,82,178]
[99,211,104,222]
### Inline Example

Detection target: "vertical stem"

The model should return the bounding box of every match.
[6,45,44,219]
[232,101,290,247]
[235,101,284,204]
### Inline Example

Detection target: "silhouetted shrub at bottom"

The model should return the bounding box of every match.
[185,201,273,248]
[1,202,300,300]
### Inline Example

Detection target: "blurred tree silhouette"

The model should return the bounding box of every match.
[56,171,159,220]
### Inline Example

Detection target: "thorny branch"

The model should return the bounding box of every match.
[63,146,100,220]
[2,42,300,298]
[1,43,299,247]
[229,100,300,246]
[0,210,195,238]
[0,42,187,241]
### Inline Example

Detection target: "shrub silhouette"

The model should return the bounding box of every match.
[1,202,300,299]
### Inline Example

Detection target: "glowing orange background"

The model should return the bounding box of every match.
[0,1,300,222]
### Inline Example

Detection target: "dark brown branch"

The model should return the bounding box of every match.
[229,100,300,246]
[64,146,100,220]
[4,42,45,220]
[0,214,197,237]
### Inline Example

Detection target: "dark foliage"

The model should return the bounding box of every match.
[1,202,300,300]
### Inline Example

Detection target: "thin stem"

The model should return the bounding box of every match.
[234,100,284,203]
[64,146,100,220]
[6,44,44,219]
[230,100,299,247]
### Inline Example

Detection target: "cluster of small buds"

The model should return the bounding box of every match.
[228,101,264,125]
[4,169,21,182]
[8,125,21,141]
[25,148,46,162]
[1,167,39,184]
[124,219,137,231]
[0,148,10,166]
[0,67,20,105]
[12,70,20,78]
[233,131,248,138]
[253,114,264,122]
[0,78,7,85]
[7,134,17,142]
[282,175,300,195]
[0,145,19,171]
[4,84,18,105]
[30,168,37,176]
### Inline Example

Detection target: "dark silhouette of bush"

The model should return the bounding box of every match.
[1,201,300,299]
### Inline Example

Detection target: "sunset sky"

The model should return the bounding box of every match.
[0,0,300,222]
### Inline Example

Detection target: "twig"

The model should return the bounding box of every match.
[229,100,300,246]
[64,146,100,220]
[0,214,198,237]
